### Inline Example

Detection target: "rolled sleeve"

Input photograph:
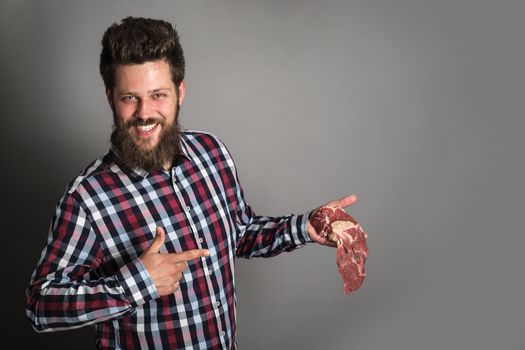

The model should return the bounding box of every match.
[115,258,159,307]
[294,212,314,245]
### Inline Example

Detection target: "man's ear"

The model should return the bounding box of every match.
[178,80,186,106]
[105,87,114,109]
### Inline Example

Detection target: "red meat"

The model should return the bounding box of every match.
[310,206,368,294]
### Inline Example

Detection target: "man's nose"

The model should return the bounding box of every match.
[136,99,152,119]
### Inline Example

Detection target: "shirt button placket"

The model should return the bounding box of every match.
[172,163,227,349]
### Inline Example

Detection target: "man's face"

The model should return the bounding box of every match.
[107,60,185,170]
[108,60,185,150]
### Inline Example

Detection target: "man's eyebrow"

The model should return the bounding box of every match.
[117,90,137,96]
[117,88,172,96]
[148,88,171,93]
[149,88,172,94]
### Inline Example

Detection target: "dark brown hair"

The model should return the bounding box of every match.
[99,16,185,90]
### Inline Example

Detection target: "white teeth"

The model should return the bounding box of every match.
[137,123,157,132]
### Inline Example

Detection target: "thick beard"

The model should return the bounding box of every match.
[110,112,181,172]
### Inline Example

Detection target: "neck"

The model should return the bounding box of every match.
[163,160,172,171]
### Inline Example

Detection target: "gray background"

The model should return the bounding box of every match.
[1,0,524,349]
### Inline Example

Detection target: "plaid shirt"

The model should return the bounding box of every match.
[26,130,312,349]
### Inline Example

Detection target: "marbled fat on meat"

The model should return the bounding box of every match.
[311,206,368,294]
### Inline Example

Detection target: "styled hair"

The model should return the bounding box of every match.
[99,16,185,90]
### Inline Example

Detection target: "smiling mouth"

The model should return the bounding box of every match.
[134,122,159,136]
[137,124,157,132]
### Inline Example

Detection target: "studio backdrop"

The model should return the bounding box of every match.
[2,1,524,349]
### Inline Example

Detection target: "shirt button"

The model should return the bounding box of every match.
[185,206,191,212]
[216,301,221,307]
[220,331,226,337]
[199,237,204,243]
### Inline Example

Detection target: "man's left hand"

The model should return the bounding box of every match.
[307,194,358,247]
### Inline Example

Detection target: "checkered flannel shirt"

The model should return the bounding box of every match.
[26,130,312,349]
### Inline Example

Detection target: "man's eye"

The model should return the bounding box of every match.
[153,93,166,99]
[122,96,136,102]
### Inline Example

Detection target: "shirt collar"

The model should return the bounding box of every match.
[109,138,192,180]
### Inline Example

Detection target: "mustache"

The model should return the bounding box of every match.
[124,117,166,128]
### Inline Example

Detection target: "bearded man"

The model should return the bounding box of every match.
[26,16,357,349]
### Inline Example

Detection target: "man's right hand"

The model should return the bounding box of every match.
[140,227,210,296]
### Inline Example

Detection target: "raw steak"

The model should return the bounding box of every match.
[310,206,368,294]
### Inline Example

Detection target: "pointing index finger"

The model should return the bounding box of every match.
[168,249,210,263]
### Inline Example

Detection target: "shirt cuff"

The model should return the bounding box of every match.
[115,258,159,307]
[293,211,314,244]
